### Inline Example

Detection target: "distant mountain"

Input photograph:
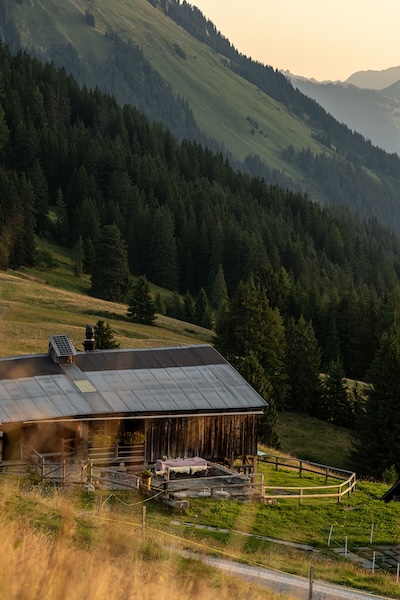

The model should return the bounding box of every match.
[288,74,400,155]
[379,80,400,102]
[346,65,400,90]
[4,0,400,232]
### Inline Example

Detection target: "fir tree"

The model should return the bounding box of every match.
[73,235,84,277]
[354,328,400,477]
[127,275,156,325]
[94,319,120,349]
[90,224,131,302]
[285,316,322,413]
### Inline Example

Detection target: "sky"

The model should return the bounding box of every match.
[190,1,400,82]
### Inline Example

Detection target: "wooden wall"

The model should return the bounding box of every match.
[144,413,258,463]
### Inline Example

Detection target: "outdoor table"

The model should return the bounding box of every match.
[155,456,208,476]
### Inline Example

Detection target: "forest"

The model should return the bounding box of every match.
[152,0,400,232]
[1,45,400,475]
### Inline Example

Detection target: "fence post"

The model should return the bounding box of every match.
[372,551,376,574]
[299,488,303,505]
[338,485,341,503]
[369,523,374,545]
[308,566,314,600]
[261,473,265,500]
[327,525,333,547]
[396,563,399,584]
[325,467,329,484]
[299,460,303,478]
[345,536,348,558]
[63,460,66,486]
[275,456,278,471]
[89,460,93,485]
[142,505,146,541]
[41,456,45,482]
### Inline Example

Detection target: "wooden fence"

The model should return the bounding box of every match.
[31,449,66,484]
[83,461,140,491]
[257,453,357,504]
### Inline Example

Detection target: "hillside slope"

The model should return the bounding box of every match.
[3,0,322,179]
[6,0,400,233]
[288,75,400,155]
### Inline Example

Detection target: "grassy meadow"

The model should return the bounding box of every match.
[1,245,400,597]
[0,241,212,358]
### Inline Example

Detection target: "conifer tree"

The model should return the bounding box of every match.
[94,319,120,349]
[320,360,354,426]
[285,316,322,413]
[73,235,84,277]
[210,263,228,308]
[90,224,130,302]
[354,328,400,477]
[127,275,156,325]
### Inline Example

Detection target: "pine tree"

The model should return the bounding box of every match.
[240,351,279,448]
[210,263,228,308]
[149,205,179,290]
[285,316,322,413]
[90,224,131,302]
[94,319,120,349]
[354,328,400,477]
[320,360,354,426]
[127,275,156,325]
[183,290,195,323]
[73,235,84,277]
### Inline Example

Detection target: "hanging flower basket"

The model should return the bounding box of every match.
[119,431,146,446]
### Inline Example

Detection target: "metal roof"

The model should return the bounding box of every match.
[0,345,267,424]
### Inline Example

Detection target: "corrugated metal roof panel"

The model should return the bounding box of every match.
[3,381,27,401]
[48,394,79,418]
[0,398,27,421]
[116,390,146,412]
[83,392,114,414]
[20,378,49,398]
[101,391,131,413]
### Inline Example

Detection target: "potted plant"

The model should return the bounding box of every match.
[120,431,146,445]
[141,468,152,489]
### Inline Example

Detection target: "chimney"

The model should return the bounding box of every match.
[83,324,95,352]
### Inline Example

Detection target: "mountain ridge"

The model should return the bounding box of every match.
[3,0,400,232]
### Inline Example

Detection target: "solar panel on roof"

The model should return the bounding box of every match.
[49,335,76,357]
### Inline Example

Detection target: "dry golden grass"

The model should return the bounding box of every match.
[0,269,212,357]
[0,480,288,600]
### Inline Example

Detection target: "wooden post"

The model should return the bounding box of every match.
[299,460,303,478]
[327,525,333,547]
[41,456,45,482]
[163,468,170,497]
[372,551,376,574]
[252,454,257,475]
[89,460,93,485]
[261,473,265,500]
[338,486,341,503]
[325,467,329,484]
[142,506,146,541]
[114,441,118,459]
[308,566,314,600]
[344,536,348,558]
[369,523,374,544]
[396,563,399,583]
[275,456,279,471]
[299,488,303,505]
[63,460,66,486]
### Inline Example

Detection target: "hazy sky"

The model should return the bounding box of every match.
[190,1,400,82]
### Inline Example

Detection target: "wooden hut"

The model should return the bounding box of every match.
[0,335,267,471]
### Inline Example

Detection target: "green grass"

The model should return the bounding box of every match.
[276,411,356,471]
